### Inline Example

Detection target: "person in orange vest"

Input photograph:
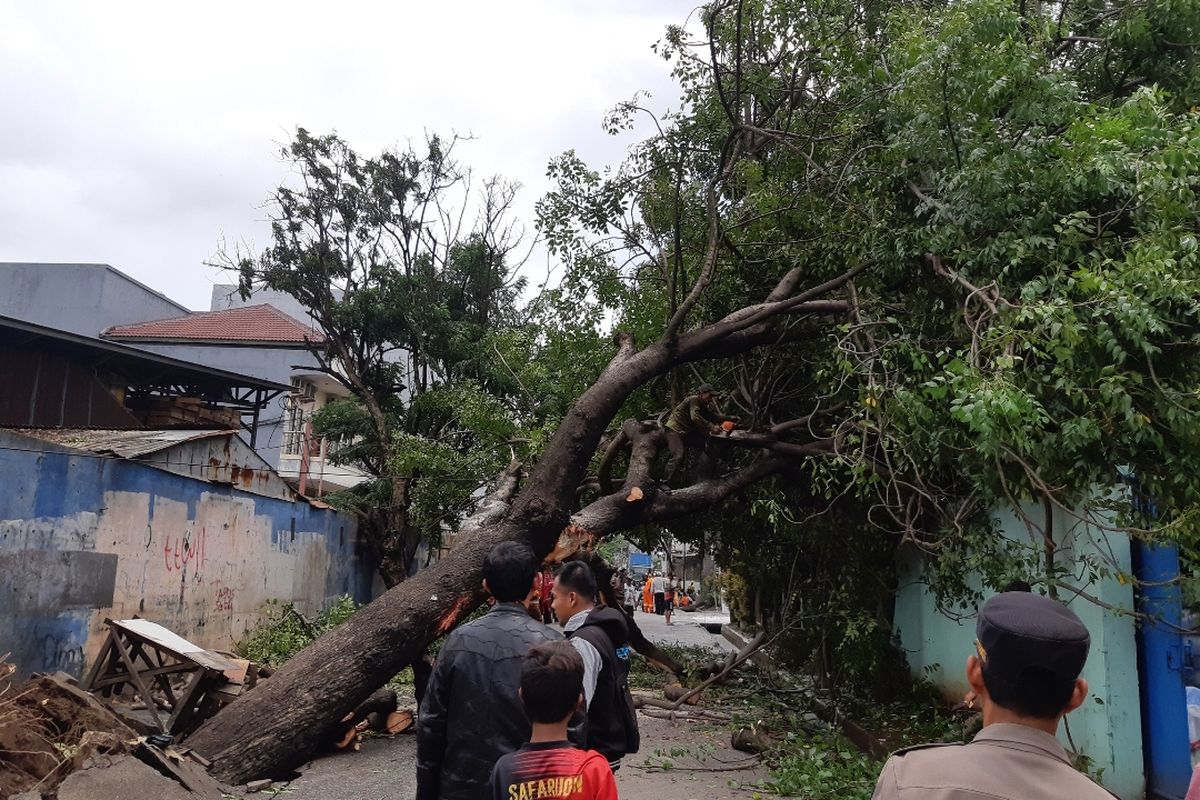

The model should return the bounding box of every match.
[641,574,654,614]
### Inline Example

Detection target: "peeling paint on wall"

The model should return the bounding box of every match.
[0,429,374,677]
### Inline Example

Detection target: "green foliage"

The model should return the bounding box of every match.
[237,596,362,668]
[628,642,719,690]
[534,0,1200,664]
[594,534,631,567]
[229,129,538,578]
[766,738,879,800]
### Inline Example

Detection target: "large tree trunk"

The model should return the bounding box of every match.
[187,342,648,782]
[188,277,857,783]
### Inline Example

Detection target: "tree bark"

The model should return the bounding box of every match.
[187,273,856,783]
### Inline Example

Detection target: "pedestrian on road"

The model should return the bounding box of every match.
[641,573,654,614]
[417,542,564,800]
[488,642,618,800]
[552,561,640,772]
[651,572,666,615]
[662,574,676,625]
[870,591,1115,799]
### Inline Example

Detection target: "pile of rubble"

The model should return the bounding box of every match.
[0,616,418,799]
[0,660,228,799]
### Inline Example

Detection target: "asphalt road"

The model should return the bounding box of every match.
[275,608,764,800]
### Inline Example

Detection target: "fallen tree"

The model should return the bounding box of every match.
[189,0,1200,782]
[188,251,859,781]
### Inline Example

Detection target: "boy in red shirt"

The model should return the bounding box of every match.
[489,642,618,800]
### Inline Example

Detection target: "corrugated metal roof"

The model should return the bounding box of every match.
[0,314,292,393]
[16,428,236,458]
[103,304,325,344]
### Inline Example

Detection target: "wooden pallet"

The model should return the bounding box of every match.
[81,618,241,735]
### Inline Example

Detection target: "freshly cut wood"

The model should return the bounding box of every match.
[385,710,414,734]
[658,632,766,710]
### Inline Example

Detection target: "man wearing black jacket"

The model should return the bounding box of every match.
[416,542,562,800]
[551,561,641,772]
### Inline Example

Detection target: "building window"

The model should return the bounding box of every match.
[282,380,314,457]
[282,399,306,457]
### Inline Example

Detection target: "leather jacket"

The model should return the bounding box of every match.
[416,602,563,800]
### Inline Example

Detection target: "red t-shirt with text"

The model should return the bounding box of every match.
[489,741,617,800]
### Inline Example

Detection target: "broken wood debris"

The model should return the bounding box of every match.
[0,659,139,796]
[331,688,415,752]
[81,619,242,736]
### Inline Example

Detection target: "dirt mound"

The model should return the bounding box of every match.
[0,661,136,797]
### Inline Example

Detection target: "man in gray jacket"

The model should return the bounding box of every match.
[416,542,562,800]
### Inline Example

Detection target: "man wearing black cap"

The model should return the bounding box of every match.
[663,384,738,480]
[871,591,1115,799]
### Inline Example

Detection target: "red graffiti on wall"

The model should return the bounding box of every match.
[214,585,235,612]
[163,528,206,573]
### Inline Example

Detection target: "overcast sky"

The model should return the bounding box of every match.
[0,1,700,311]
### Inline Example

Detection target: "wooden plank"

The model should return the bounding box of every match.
[136,742,224,799]
[90,661,195,689]
[112,619,238,672]
[129,640,180,708]
[166,669,208,733]
[111,632,164,731]
[81,630,117,692]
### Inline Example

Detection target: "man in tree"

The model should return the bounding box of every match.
[550,562,640,773]
[871,592,1111,799]
[663,384,737,480]
[417,542,562,800]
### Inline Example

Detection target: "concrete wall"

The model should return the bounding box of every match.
[0,263,189,337]
[893,504,1144,799]
[0,430,375,679]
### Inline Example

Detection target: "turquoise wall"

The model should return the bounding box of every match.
[893,504,1144,799]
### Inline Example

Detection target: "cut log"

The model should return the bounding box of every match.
[655,632,765,710]
[186,518,527,781]
[731,725,776,754]
[663,683,700,705]
[385,709,415,734]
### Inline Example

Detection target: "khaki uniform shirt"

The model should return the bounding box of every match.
[664,395,725,435]
[871,723,1116,800]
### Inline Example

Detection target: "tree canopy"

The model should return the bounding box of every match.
[540,0,1200,585]
[225,129,531,585]
[193,0,1200,778]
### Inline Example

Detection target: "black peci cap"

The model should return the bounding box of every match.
[975,592,1090,688]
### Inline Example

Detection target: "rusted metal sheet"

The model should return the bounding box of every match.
[13,428,232,458]
[0,349,140,428]
[149,435,294,501]
[10,427,295,501]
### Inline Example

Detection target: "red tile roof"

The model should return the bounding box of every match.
[104,304,325,344]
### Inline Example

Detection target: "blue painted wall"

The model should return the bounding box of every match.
[893,504,1145,799]
[0,430,375,677]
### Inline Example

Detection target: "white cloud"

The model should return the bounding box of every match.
[0,0,699,309]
